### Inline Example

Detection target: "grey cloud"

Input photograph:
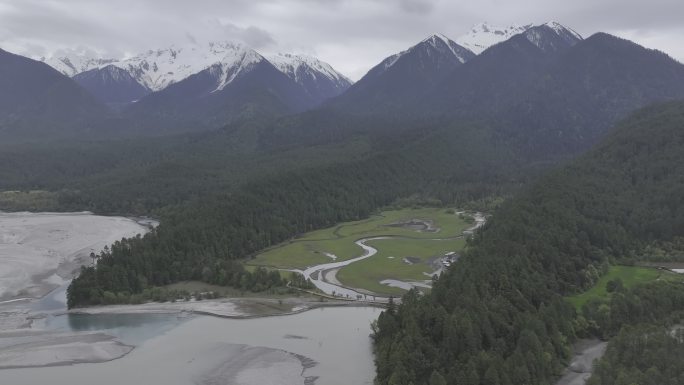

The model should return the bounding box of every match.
[185,33,199,45]
[399,0,434,14]
[227,24,276,49]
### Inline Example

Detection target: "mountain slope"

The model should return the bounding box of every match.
[0,48,108,139]
[329,34,475,112]
[109,42,252,92]
[455,22,532,54]
[429,22,583,113]
[44,42,352,107]
[492,32,684,157]
[124,47,317,133]
[330,23,580,116]
[419,25,684,158]
[268,53,352,102]
[44,50,116,77]
[373,100,684,384]
[73,65,149,106]
[246,24,684,185]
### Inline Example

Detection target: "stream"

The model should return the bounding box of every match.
[296,212,486,300]
[0,211,380,385]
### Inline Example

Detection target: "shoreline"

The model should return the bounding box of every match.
[0,330,135,369]
[67,296,386,320]
[0,297,382,372]
[0,211,152,302]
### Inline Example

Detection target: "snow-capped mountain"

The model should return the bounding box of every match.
[73,65,149,105]
[0,48,107,139]
[456,22,583,55]
[330,33,475,112]
[108,41,261,92]
[427,21,585,116]
[268,53,352,100]
[205,47,265,92]
[44,49,116,77]
[124,53,319,133]
[376,34,474,76]
[42,42,352,106]
[456,23,532,54]
[523,22,583,52]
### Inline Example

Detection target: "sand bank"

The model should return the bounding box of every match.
[0,330,133,369]
[0,212,150,300]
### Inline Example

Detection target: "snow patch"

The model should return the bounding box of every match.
[210,48,264,92]
[43,41,351,94]
[543,21,583,41]
[377,33,473,74]
[456,22,532,54]
[267,53,351,86]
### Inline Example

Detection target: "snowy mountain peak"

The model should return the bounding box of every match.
[267,53,352,99]
[41,41,352,100]
[44,48,116,77]
[456,21,582,55]
[379,33,475,73]
[210,48,266,92]
[543,21,583,41]
[420,34,474,63]
[524,22,583,52]
[267,53,351,85]
[115,41,262,92]
[456,23,532,54]
[421,33,451,46]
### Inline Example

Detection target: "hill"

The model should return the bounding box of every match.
[0,48,109,141]
[372,101,684,384]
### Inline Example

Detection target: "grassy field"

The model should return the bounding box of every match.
[0,190,59,211]
[248,207,470,270]
[163,280,309,299]
[336,238,466,296]
[567,265,680,309]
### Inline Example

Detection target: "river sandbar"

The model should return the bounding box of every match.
[0,212,150,300]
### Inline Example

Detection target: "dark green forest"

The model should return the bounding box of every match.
[4,97,684,384]
[8,100,684,384]
[372,102,684,384]
[65,121,520,307]
[588,324,684,385]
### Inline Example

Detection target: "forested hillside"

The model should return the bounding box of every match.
[0,48,109,139]
[372,101,684,384]
[66,122,519,307]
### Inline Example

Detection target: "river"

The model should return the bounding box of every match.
[0,211,380,385]
[2,307,380,385]
[298,212,486,299]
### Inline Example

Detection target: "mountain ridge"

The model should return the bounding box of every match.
[42,41,351,104]
[0,48,109,139]
[327,32,475,112]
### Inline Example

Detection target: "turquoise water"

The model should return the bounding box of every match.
[45,312,189,345]
[2,306,380,385]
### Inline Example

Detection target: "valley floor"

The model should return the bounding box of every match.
[249,208,484,296]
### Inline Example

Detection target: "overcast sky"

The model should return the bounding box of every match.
[0,0,682,80]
